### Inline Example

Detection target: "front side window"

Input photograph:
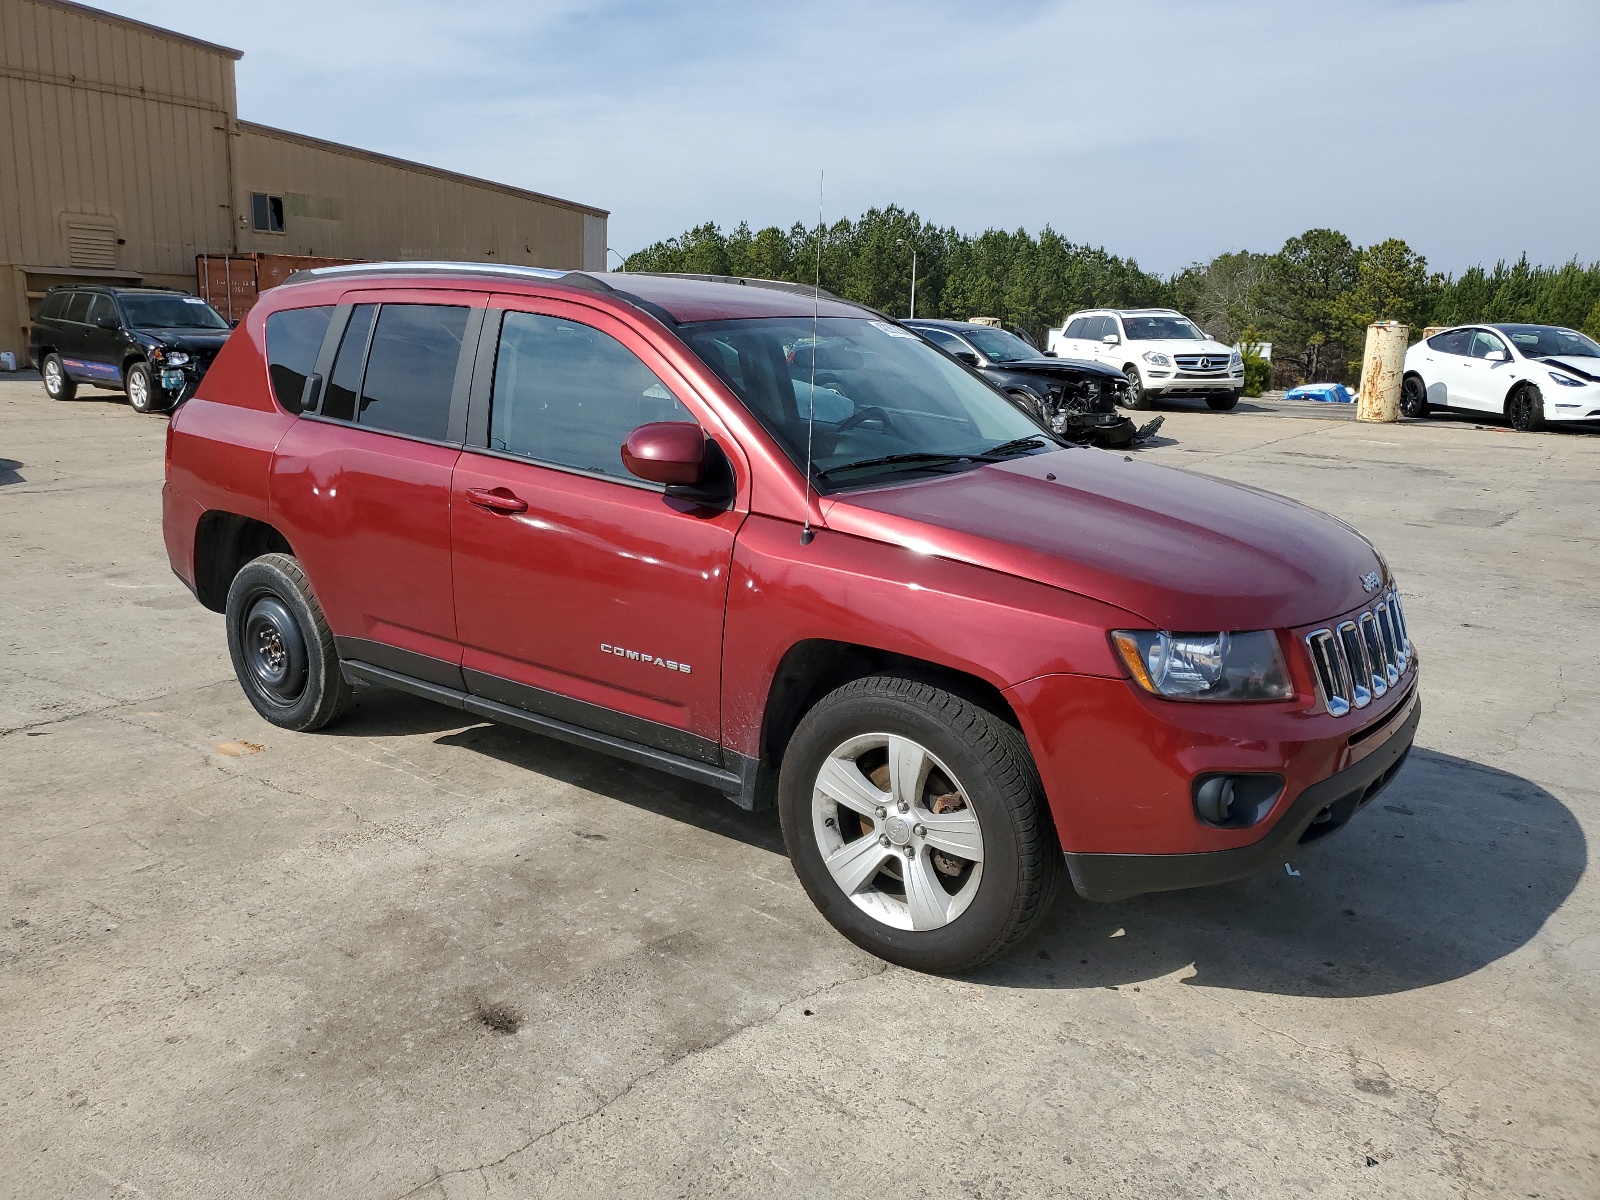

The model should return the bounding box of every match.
[1468,330,1508,359]
[353,305,468,440]
[85,294,118,327]
[1082,315,1109,341]
[251,193,285,234]
[490,312,692,479]
[1122,314,1203,341]
[118,294,228,329]
[916,327,967,353]
[266,306,335,414]
[681,315,1048,487]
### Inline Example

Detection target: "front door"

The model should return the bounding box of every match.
[80,294,126,382]
[271,292,484,680]
[1458,329,1515,411]
[450,297,744,761]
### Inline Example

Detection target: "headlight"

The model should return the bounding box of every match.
[1142,352,1171,367]
[163,351,190,367]
[1111,629,1293,701]
[1548,370,1584,387]
[1230,350,1243,368]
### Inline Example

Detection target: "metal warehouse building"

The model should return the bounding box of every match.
[0,0,608,362]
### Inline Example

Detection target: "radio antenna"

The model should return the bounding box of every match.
[800,170,823,547]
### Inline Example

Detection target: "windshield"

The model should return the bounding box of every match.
[680,316,1051,486]
[1122,314,1204,341]
[963,327,1039,362]
[118,294,229,329]
[1498,324,1600,359]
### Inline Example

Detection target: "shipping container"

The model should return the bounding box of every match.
[196,253,361,322]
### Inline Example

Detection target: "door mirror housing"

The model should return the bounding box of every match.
[1485,349,1508,362]
[952,350,979,366]
[94,315,118,330]
[622,422,735,507]
[1101,333,1120,345]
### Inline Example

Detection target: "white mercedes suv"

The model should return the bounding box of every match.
[1047,308,1244,411]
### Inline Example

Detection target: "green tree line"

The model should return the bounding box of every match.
[624,206,1600,384]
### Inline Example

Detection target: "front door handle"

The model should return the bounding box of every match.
[466,486,528,514]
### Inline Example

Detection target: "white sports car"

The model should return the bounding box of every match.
[1401,323,1600,431]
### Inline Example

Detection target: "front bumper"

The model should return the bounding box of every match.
[1063,690,1420,901]
[1145,372,1243,396]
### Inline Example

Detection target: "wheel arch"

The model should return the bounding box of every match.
[752,638,1030,808]
[193,511,295,612]
[121,351,150,384]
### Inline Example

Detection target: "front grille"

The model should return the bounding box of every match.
[1175,353,1230,374]
[1305,588,1412,717]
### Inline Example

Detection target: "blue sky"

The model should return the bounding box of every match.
[105,0,1600,276]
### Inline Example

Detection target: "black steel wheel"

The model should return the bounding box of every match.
[1120,366,1151,410]
[42,353,76,401]
[1508,384,1545,433]
[1400,374,1430,419]
[225,553,354,731]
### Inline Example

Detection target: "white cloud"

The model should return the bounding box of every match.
[102,0,1600,273]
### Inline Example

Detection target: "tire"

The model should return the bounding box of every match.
[1400,373,1430,419]
[1508,383,1545,433]
[778,675,1061,973]
[1005,389,1047,425]
[125,361,163,414]
[1206,391,1241,411]
[225,553,354,732]
[1121,366,1151,410]
[42,353,76,401]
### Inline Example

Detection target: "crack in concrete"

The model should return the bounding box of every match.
[386,960,890,1199]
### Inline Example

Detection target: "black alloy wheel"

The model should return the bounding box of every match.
[1206,391,1242,411]
[125,361,163,414]
[42,353,76,401]
[1400,374,1430,419]
[1121,366,1151,410]
[225,553,354,731]
[1508,384,1545,433]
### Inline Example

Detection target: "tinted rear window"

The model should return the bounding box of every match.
[1427,329,1472,355]
[266,306,334,414]
[321,305,376,422]
[355,304,468,441]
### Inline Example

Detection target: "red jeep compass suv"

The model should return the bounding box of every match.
[162,263,1420,972]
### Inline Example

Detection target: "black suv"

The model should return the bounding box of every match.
[29,286,232,413]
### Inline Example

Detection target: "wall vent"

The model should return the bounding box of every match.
[66,220,118,269]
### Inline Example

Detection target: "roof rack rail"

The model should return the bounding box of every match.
[279,260,615,292]
[623,272,846,303]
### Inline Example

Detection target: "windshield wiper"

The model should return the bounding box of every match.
[815,452,969,480]
[974,435,1059,460]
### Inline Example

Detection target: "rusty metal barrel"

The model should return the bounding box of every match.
[1356,321,1409,423]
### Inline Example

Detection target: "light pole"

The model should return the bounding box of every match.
[896,238,917,319]
[606,247,626,271]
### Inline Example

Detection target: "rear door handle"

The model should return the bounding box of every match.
[466,486,528,514]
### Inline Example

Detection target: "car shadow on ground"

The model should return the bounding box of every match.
[0,458,22,485]
[982,747,1585,998]
[336,683,785,854]
[329,689,1582,999]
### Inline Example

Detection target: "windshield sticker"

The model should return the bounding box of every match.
[183,297,207,304]
[869,320,919,340]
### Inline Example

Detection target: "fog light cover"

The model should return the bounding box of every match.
[1112,629,1292,701]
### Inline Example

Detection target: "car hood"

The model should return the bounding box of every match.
[1136,339,1233,358]
[135,327,231,353]
[1539,355,1600,382]
[990,357,1123,380]
[823,448,1384,631]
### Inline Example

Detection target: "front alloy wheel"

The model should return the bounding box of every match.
[125,361,161,414]
[812,732,985,932]
[1121,366,1150,410]
[1508,384,1544,432]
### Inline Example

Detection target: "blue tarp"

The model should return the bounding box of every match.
[1285,383,1354,404]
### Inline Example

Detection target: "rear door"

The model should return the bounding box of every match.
[56,292,92,378]
[270,290,485,682]
[1419,328,1473,407]
[449,295,745,759]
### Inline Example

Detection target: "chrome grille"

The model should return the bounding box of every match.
[1175,353,1229,373]
[1306,587,1412,717]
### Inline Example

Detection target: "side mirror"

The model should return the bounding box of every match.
[1101,333,1120,345]
[622,421,709,486]
[1485,349,1507,362]
[953,350,979,366]
[94,315,118,329]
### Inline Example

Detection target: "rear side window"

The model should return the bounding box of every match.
[321,305,376,422]
[266,306,334,414]
[490,312,692,480]
[1427,329,1472,355]
[356,304,468,441]
[65,293,92,324]
[39,292,69,320]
